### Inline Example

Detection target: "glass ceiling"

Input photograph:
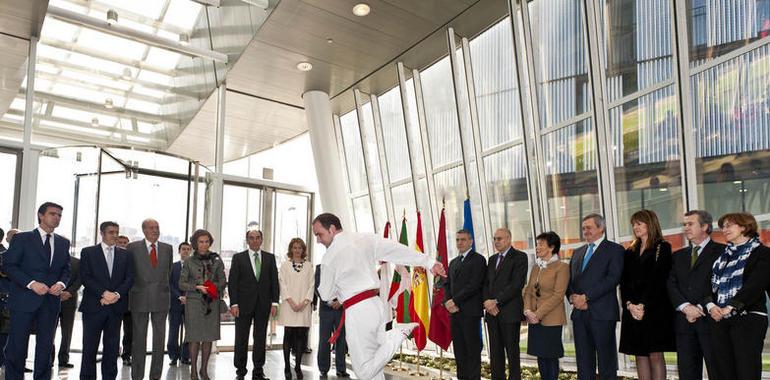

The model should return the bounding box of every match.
[1,0,275,149]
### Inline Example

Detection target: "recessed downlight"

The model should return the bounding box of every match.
[106,9,118,25]
[104,98,114,109]
[296,61,313,72]
[352,3,370,16]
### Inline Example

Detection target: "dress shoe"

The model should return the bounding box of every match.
[170,359,178,366]
[284,368,292,379]
[181,359,191,365]
[122,358,131,366]
[303,346,312,354]
[253,374,270,380]
[59,362,75,368]
[320,372,328,378]
[24,367,33,373]
[336,372,350,378]
[295,368,303,379]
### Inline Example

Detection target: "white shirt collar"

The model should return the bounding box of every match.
[145,239,158,250]
[588,235,605,248]
[248,248,262,257]
[498,247,510,256]
[694,236,711,251]
[101,242,115,252]
[36,226,53,241]
[460,248,472,259]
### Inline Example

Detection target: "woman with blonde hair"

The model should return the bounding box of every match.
[278,238,315,379]
[619,209,675,380]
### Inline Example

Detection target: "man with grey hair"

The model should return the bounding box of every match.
[567,213,624,380]
[667,210,724,380]
[126,219,173,380]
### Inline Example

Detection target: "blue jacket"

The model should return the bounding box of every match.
[169,261,184,313]
[3,230,71,313]
[567,238,625,321]
[78,244,134,315]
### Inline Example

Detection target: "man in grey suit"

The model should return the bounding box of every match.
[126,219,173,380]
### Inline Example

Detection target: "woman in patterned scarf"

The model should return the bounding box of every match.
[706,212,770,380]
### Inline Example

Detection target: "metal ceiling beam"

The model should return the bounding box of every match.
[0,118,165,147]
[47,5,229,63]
[34,71,168,105]
[41,39,179,77]
[4,108,167,140]
[193,0,221,6]
[64,0,194,35]
[24,90,173,124]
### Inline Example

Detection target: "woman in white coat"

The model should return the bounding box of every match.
[278,238,315,379]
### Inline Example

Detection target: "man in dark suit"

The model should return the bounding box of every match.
[567,213,624,380]
[55,255,81,368]
[2,202,71,380]
[228,229,279,380]
[444,229,486,380]
[167,241,191,366]
[0,227,9,368]
[79,221,134,380]
[126,219,173,380]
[115,234,133,366]
[314,264,349,378]
[484,228,528,380]
[667,210,724,380]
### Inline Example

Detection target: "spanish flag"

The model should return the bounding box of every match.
[408,211,430,351]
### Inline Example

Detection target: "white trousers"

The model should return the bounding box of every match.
[344,297,406,380]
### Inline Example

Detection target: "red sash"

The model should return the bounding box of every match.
[328,289,379,344]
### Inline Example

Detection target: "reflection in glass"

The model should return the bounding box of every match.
[484,147,533,249]
[404,78,426,177]
[609,86,683,241]
[221,185,262,260]
[687,0,770,66]
[469,17,523,148]
[357,102,388,230]
[273,192,310,263]
[433,167,467,258]
[391,182,418,245]
[352,195,374,233]
[378,87,412,183]
[541,120,600,244]
[339,110,368,194]
[601,0,673,102]
[421,56,464,167]
[527,0,592,128]
[0,152,18,230]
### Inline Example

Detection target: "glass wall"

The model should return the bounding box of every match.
[0,150,19,233]
[331,0,770,372]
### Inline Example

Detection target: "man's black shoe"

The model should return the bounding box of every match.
[181,359,191,365]
[169,359,178,366]
[59,363,75,368]
[24,367,33,373]
[336,372,350,378]
[123,358,131,366]
[320,372,328,378]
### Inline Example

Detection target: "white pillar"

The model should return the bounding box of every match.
[205,83,226,253]
[303,90,352,230]
[18,37,39,230]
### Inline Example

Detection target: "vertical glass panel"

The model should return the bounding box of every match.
[404,78,426,177]
[223,156,249,177]
[433,166,468,258]
[273,191,311,259]
[610,86,684,242]
[470,17,523,148]
[0,151,18,230]
[220,185,262,260]
[421,56,464,167]
[378,87,412,183]
[339,110,368,194]
[352,195,375,233]
[687,0,770,66]
[484,146,534,249]
[390,182,418,244]
[692,43,770,237]
[601,0,674,102]
[541,120,601,245]
[415,178,436,253]
[358,102,388,229]
[98,173,189,253]
[527,0,592,128]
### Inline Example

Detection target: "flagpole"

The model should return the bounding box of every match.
[430,347,449,380]
[393,344,408,372]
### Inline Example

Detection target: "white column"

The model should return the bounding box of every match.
[205,83,226,253]
[303,90,352,230]
[18,37,39,230]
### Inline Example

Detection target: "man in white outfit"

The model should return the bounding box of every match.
[314,213,446,380]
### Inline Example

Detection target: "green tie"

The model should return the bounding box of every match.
[254,252,261,281]
[691,245,700,268]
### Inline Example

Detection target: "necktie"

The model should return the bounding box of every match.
[496,253,505,270]
[690,245,700,269]
[581,243,595,272]
[254,252,261,281]
[150,243,158,268]
[106,246,114,277]
[43,233,52,265]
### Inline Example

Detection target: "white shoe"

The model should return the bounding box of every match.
[394,322,419,337]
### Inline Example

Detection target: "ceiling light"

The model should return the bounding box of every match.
[91,117,99,127]
[121,68,133,80]
[352,3,370,16]
[104,98,114,109]
[179,33,190,45]
[296,61,313,71]
[326,38,334,44]
[106,9,118,25]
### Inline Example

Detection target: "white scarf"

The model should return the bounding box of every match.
[535,254,559,269]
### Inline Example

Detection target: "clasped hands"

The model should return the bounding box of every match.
[681,303,705,323]
[523,309,539,324]
[626,302,645,320]
[287,298,310,312]
[444,299,460,314]
[709,305,733,322]
[30,281,64,296]
[569,294,588,310]
[100,291,120,305]
[483,299,499,317]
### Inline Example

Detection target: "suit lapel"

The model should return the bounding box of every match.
[572,246,586,279]
[581,240,603,274]
[96,246,112,278]
[35,232,49,264]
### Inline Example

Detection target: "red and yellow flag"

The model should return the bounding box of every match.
[408,211,430,351]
